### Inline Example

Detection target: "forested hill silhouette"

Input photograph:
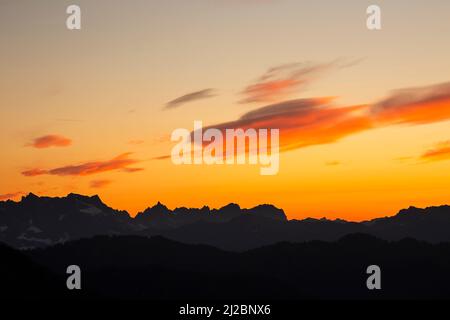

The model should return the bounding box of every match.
[3,234,450,299]
[1,193,450,250]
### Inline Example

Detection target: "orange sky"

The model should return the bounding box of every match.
[1,0,450,221]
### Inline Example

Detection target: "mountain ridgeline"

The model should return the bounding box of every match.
[1,193,450,250]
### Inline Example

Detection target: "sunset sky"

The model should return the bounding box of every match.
[1,0,450,220]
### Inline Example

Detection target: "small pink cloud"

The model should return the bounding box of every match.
[28,135,72,149]
[240,60,358,104]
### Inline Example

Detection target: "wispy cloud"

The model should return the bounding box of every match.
[27,134,72,149]
[128,139,145,145]
[221,81,450,152]
[372,81,450,125]
[21,169,47,176]
[0,191,24,201]
[152,155,172,160]
[90,179,112,189]
[22,153,142,177]
[165,89,217,109]
[121,167,144,173]
[420,141,450,162]
[154,80,450,159]
[239,59,360,104]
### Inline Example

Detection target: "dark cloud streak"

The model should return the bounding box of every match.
[165,89,217,109]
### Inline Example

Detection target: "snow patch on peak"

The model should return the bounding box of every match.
[80,206,103,215]
[27,225,42,233]
[17,233,52,245]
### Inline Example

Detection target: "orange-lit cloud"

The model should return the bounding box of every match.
[420,141,450,162]
[122,167,145,173]
[211,81,450,152]
[165,89,217,109]
[201,98,373,152]
[90,179,112,189]
[0,191,24,201]
[152,155,172,160]
[240,60,359,104]
[22,153,142,177]
[372,82,450,125]
[27,134,72,149]
[154,81,450,159]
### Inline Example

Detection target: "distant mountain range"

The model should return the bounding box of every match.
[1,193,450,250]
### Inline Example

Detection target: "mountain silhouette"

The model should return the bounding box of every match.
[0,242,67,299]
[1,234,450,299]
[1,193,450,250]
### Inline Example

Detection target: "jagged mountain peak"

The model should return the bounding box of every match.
[135,201,171,220]
[152,201,170,210]
[21,192,40,201]
[66,193,104,205]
